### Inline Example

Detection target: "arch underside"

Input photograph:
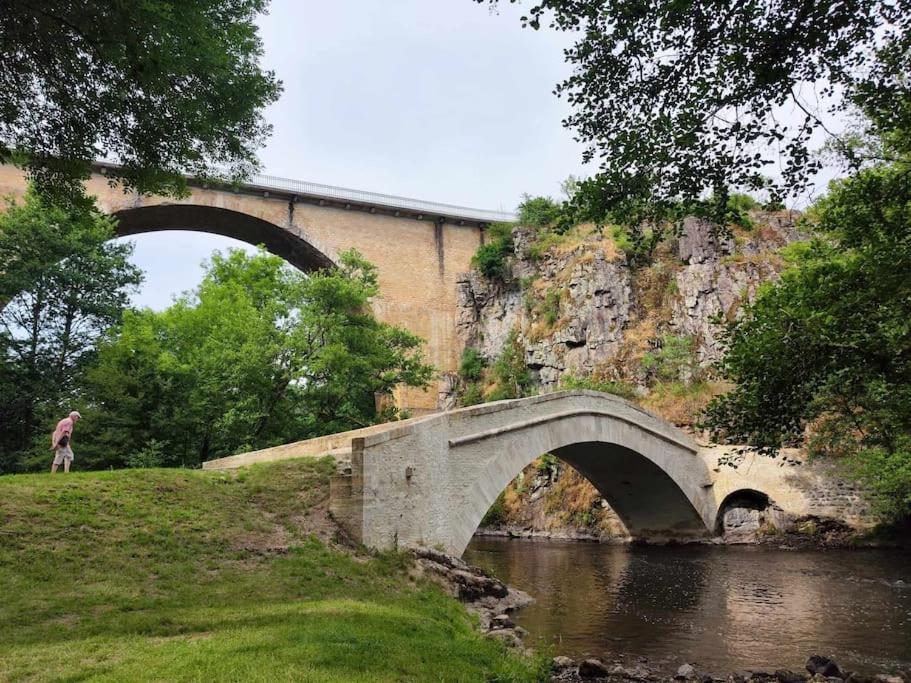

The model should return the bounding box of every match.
[554,441,709,537]
[714,488,773,535]
[449,406,717,554]
[114,204,335,273]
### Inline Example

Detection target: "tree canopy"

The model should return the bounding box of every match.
[480,0,911,216]
[1,0,281,204]
[78,249,435,469]
[703,163,911,519]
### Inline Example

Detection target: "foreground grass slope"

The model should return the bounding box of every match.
[0,459,543,682]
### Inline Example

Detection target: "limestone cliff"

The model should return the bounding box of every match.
[455,212,797,397]
[451,211,807,540]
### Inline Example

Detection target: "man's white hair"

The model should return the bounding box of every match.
[69,411,82,419]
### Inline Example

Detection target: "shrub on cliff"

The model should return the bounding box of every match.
[487,331,534,401]
[559,374,636,400]
[459,347,486,381]
[517,194,563,228]
[472,222,514,280]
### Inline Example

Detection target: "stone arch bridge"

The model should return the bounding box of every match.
[0,162,514,413]
[204,390,864,555]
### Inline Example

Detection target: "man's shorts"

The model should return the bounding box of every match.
[53,445,74,465]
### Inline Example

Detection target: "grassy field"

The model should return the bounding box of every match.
[0,459,546,682]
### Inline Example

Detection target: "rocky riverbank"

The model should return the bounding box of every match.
[549,654,910,683]
[475,524,606,543]
[410,547,534,649]
[474,514,891,549]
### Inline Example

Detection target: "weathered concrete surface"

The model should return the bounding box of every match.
[0,163,497,414]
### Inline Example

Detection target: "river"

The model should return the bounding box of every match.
[464,537,911,675]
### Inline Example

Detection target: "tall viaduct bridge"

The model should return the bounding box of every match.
[204,390,866,555]
[0,163,514,413]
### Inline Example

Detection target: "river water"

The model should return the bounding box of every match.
[464,537,911,675]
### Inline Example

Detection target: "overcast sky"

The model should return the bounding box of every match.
[126,0,589,309]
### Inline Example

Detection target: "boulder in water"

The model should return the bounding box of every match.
[806,656,845,679]
[578,658,611,678]
[677,664,698,679]
[552,655,576,671]
[775,670,808,683]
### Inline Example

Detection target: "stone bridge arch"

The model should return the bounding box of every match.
[112,204,337,273]
[439,392,715,554]
[205,390,720,555]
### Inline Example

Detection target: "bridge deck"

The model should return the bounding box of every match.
[93,161,517,225]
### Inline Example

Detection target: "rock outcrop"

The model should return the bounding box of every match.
[454,212,799,395]
[411,546,533,644]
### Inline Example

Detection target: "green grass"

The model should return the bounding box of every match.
[0,459,545,682]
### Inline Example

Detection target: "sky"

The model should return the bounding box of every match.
[125,0,589,310]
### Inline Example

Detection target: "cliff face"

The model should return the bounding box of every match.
[455,212,797,400]
[452,211,805,540]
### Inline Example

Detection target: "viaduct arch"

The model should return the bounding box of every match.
[113,204,337,273]
[0,162,515,414]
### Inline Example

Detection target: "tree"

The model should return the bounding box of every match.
[0,193,143,471]
[0,1,281,205]
[703,163,911,519]
[80,249,435,469]
[479,0,911,215]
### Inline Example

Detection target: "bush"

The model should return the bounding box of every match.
[459,348,486,382]
[536,453,559,475]
[541,287,562,326]
[517,194,563,228]
[481,491,508,526]
[849,439,911,521]
[641,335,698,383]
[473,242,511,279]
[559,374,637,400]
[486,330,533,401]
[460,383,485,407]
[125,440,166,468]
[725,193,759,230]
[610,224,660,266]
[472,222,514,280]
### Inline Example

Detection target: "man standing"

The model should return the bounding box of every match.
[51,411,81,473]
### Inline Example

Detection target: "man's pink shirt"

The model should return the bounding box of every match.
[52,417,74,448]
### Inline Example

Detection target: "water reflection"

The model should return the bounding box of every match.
[464,538,911,675]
